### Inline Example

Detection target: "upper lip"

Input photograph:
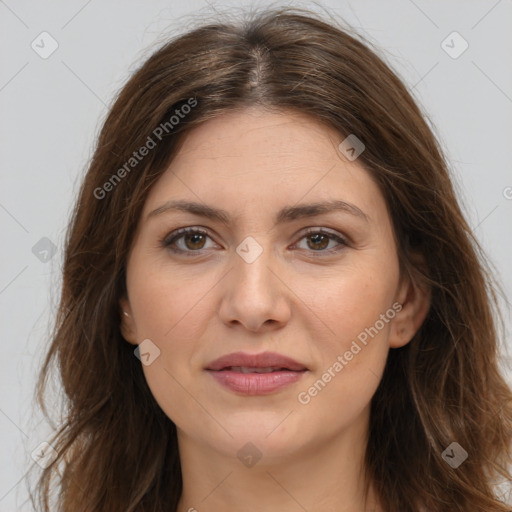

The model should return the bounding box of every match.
[205,351,308,371]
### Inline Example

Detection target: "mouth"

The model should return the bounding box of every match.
[205,352,308,395]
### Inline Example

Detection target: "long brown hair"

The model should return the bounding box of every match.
[30,6,512,511]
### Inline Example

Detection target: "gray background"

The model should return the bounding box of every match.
[1,0,511,509]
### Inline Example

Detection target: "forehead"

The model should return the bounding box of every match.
[173,107,340,161]
[142,107,389,227]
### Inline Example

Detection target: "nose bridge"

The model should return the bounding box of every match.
[218,232,290,331]
[233,234,275,294]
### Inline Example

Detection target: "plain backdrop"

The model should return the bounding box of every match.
[1,0,511,509]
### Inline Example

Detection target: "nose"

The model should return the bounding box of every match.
[218,238,291,333]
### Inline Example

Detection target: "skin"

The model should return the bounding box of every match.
[120,107,430,512]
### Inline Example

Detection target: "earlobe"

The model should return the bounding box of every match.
[389,273,431,348]
[119,298,137,345]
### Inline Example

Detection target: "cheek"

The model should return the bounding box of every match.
[316,261,399,348]
[126,263,217,425]
[295,272,396,426]
[299,255,399,414]
[127,260,217,340]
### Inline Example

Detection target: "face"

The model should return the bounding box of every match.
[121,107,428,462]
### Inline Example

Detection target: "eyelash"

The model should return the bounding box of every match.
[161,227,348,257]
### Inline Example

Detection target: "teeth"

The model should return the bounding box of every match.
[229,366,285,373]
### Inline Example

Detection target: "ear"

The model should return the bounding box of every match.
[389,266,431,349]
[119,297,138,345]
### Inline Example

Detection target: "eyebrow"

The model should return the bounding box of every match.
[147,199,369,225]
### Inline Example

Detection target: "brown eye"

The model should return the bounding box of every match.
[295,229,347,254]
[163,227,215,254]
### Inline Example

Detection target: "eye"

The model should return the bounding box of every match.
[294,228,347,254]
[162,227,217,254]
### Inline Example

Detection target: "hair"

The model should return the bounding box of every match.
[30,5,512,512]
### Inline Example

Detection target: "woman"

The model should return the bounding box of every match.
[32,6,512,511]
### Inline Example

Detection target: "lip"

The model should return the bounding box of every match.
[206,351,308,372]
[205,351,308,396]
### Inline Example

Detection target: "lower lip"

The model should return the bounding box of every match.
[206,369,306,395]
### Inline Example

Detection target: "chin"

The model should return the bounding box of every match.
[215,413,308,456]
